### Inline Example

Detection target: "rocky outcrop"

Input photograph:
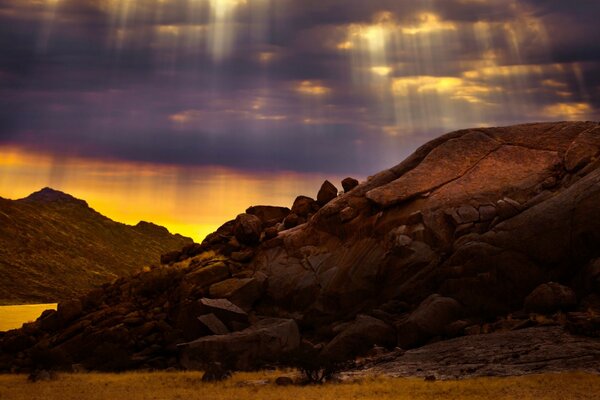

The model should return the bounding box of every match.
[2,121,600,375]
[354,326,600,380]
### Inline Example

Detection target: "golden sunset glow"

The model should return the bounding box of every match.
[296,81,331,96]
[0,147,343,243]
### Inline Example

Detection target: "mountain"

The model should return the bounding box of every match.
[1,122,599,374]
[0,188,193,304]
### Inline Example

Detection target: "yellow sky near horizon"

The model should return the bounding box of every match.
[0,146,346,242]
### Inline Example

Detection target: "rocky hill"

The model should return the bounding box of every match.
[0,188,193,304]
[1,122,599,374]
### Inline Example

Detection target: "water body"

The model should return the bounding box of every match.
[0,304,57,332]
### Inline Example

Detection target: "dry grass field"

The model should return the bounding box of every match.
[0,371,598,400]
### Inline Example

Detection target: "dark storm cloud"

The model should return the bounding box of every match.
[0,0,599,176]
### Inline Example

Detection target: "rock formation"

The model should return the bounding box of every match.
[2,122,600,374]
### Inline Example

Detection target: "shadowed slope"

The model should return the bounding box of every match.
[0,188,192,304]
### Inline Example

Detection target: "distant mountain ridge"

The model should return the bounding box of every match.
[0,188,193,304]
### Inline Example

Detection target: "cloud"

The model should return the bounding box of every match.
[0,0,599,176]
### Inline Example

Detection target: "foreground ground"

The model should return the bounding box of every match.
[0,371,599,400]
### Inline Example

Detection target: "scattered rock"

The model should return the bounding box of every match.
[341,177,359,192]
[524,283,577,313]
[233,214,263,245]
[478,205,497,222]
[246,206,290,226]
[283,213,300,229]
[56,300,83,325]
[456,205,479,224]
[291,196,318,217]
[317,180,338,206]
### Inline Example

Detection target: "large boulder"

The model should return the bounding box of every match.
[524,283,577,313]
[396,295,463,349]
[208,275,265,311]
[321,315,396,361]
[317,180,338,206]
[341,177,359,192]
[56,300,83,325]
[233,214,263,245]
[291,196,318,217]
[179,318,300,370]
[246,206,290,226]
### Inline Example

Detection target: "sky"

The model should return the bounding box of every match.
[1,0,599,241]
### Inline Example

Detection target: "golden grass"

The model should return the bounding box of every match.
[0,304,56,332]
[0,371,598,400]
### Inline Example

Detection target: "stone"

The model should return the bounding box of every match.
[339,207,357,222]
[291,196,318,217]
[456,205,479,224]
[524,283,577,314]
[264,227,278,240]
[184,262,230,288]
[478,205,497,222]
[198,298,249,325]
[283,213,300,229]
[397,295,463,349]
[496,199,520,220]
[341,177,359,192]
[179,318,301,371]
[454,223,474,237]
[231,249,255,263]
[317,180,338,206]
[321,315,396,362]
[246,206,290,225]
[233,213,263,245]
[198,314,230,335]
[56,300,83,325]
[208,278,264,310]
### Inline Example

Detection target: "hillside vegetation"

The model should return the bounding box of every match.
[0,188,192,304]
